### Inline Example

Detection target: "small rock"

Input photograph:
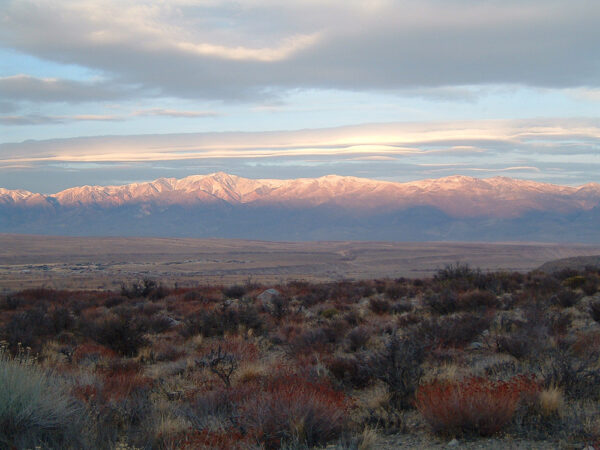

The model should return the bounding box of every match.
[447,438,459,447]
[468,341,483,350]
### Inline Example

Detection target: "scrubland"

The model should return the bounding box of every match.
[1,264,600,449]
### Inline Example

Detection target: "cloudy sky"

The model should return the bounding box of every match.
[1,0,599,192]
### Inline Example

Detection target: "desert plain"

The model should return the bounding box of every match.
[2,234,600,292]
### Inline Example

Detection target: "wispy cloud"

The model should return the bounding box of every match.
[0,75,135,103]
[0,114,122,125]
[1,119,598,165]
[132,108,219,118]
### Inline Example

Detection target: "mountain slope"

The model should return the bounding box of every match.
[1,173,599,242]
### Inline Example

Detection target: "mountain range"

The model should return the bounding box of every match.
[1,173,599,242]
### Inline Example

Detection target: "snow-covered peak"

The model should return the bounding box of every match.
[3,173,598,218]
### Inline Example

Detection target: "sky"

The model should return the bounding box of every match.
[1,0,599,193]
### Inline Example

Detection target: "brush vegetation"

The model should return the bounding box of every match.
[1,264,600,448]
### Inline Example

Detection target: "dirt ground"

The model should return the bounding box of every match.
[2,234,600,292]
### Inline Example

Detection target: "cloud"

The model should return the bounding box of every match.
[1,118,598,163]
[132,108,219,118]
[0,114,122,125]
[0,75,135,103]
[462,166,542,173]
[1,1,599,102]
[0,101,18,113]
[568,88,600,102]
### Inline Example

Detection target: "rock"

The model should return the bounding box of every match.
[447,438,459,446]
[257,288,282,311]
[257,288,281,303]
[164,316,181,328]
[468,341,483,350]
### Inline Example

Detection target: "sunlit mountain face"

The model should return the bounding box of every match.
[1,173,599,242]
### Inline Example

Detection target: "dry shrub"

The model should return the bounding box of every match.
[222,284,247,299]
[346,326,370,352]
[92,316,148,357]
[495,333,532,360]
[286,326,335,355]
[582,275,599,296]
[241,374,350,449]
[551,288,582,308]
[415,375,539,437]
[367,333,425,409]
[180,302,263,338]
[425,290,458,315]
[369,298,391,315]
[168,429,251,450]
[101,367,153,402]
[327,354,372,389]
[418,313,491,348]
[72,342,117,364]
[457,290,499,311]
[590,299,600,323]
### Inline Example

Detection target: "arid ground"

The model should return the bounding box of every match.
[1,234,600,292]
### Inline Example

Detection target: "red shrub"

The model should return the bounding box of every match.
[101,368,153,401]
[241,374,350,449]
[169,429,251,450]
[72,342,117,363]
[415,375,539,436]
[72,383,100,404]
[201,336,259,362]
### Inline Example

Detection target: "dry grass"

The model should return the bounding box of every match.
[538,387,564,418]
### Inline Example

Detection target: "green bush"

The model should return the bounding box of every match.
[0,344,87,449]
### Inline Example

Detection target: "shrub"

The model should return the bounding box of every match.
[121,278,166,299]
[418,313,491,348]
[457,290,499,311]
[196,346,239,388]
[551,288,582,308]
[367,333,425,409]
[415,375,539,437]
[563,275,587,289]
[0,345,86,448]
[426,290,458,315]
[590,300,600,323]
[542,346,600,400]
[369,298,391,314]
[0,295,22,310]
[222,284,246,299]
[286,327,335,355]
[241,375,349,449]
[2,306,53,352]
[435,262,479,281]
[181,302,263,338]
[327,354,372,389]
[92,317,148,357]
[385,284,407,300]
[496,333,532,359]
[582,276,599,296]
[346,326,370,352]
[175,429,250,450]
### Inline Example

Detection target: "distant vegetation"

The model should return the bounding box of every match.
[1,265,600,448]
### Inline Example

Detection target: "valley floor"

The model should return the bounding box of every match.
[2,234,600,292]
